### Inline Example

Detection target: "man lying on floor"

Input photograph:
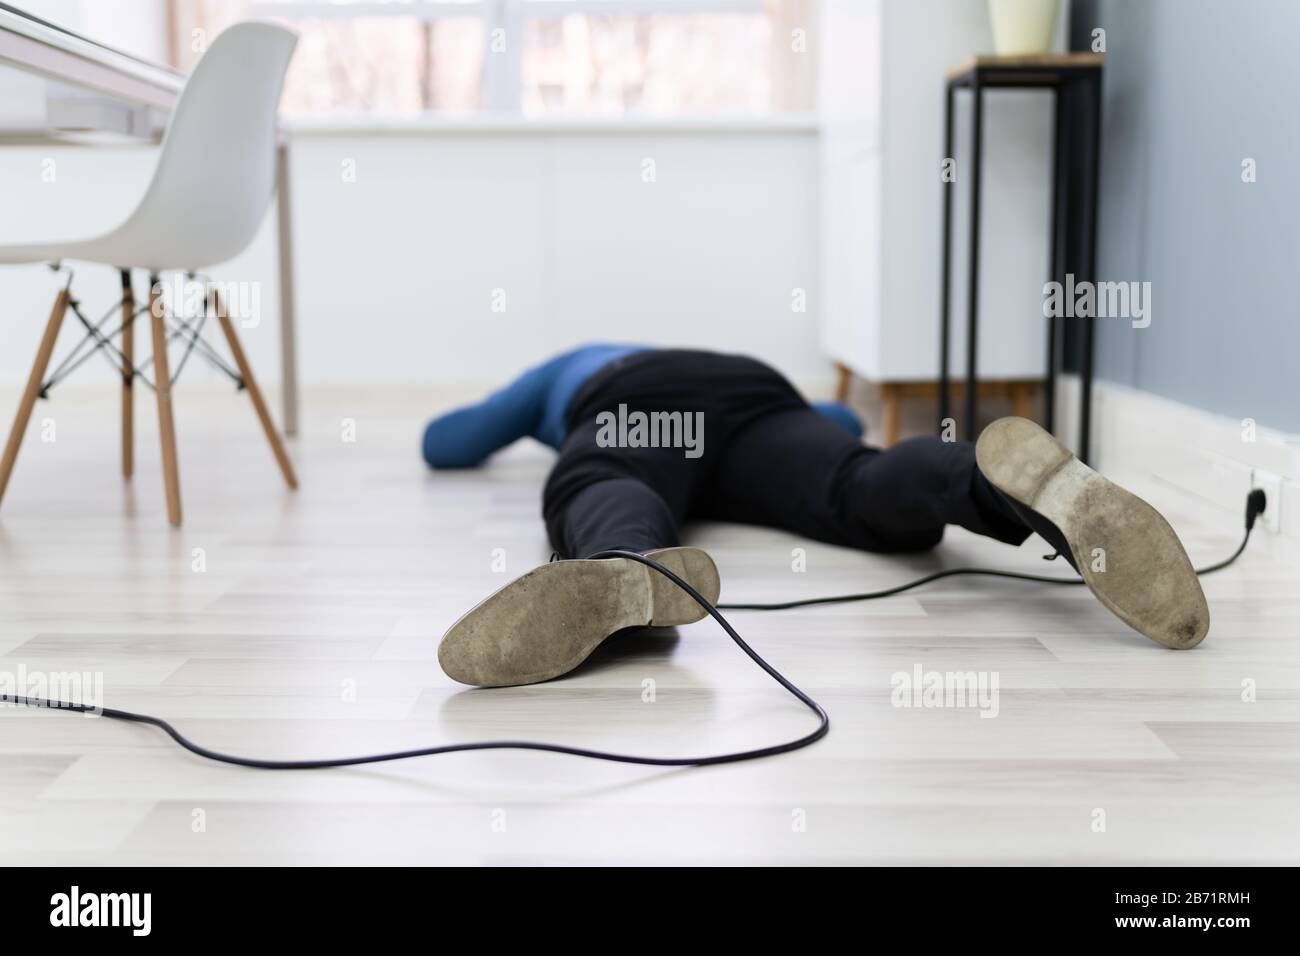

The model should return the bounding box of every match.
[422,345,1209,687]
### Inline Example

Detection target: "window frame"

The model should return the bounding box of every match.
[252,0,769,113]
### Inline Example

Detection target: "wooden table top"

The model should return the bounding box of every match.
[947,52,1104,83]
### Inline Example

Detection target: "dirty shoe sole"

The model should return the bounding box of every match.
[975,417,1209,649]
[438,547,721,687]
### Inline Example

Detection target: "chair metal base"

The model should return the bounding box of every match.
[0,265,297,527]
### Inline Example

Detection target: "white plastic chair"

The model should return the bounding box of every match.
[0,21,299,526]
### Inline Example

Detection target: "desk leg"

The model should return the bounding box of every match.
[964,78,984,442]
[1045,86,1068,436]
[276,141,299,438]
[938,83,955,433]
[1079,74,1103,465]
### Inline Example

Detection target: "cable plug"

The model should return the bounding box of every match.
[1246,488,1267,531]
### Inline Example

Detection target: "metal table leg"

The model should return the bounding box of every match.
[938,83,956,432]
[1079,74,1103,464]
[963,77,985,442]
[1045,85,1068,435]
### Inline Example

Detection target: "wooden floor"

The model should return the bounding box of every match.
[1,386,1298,865]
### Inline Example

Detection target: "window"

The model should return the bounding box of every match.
[171,0,816,117]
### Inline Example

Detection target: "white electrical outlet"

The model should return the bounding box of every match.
[1251,468,1283,533]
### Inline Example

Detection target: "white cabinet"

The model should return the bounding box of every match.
[820,0,1059,384]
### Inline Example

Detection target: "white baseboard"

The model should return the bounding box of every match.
[1054,375,1300,547]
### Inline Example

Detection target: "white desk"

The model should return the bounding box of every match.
[0,3,299,434]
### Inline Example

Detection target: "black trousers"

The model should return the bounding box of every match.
[542,350,1031,559]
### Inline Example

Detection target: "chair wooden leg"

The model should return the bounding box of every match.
[833,362,852,403]
[148,277,182,526]
[881,382,902,447]
[120,269,134,479]
[212,293,298,490]
[0,289,70,508]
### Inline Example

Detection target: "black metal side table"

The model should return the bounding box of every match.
[938,52,1103,462]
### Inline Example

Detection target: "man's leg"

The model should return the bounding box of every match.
[439,417,719,687]
[700,405,1206,651]
[545,478,678,557]
[541,418,692,558]
[976,416,1208,649]
[698,406,1029,553]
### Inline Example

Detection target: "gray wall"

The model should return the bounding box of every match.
[1088,0,1300,431]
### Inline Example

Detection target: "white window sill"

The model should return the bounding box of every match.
[286,113,820,137]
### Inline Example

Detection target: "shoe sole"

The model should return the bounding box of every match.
[438,546,721,687]
[975,416,1209,649]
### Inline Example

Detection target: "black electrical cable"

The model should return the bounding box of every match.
[715,540,1244,611]
[0,492,1264,770]
[0,550,827,769]
[718,488,1266,611]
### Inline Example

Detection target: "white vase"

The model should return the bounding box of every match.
[988,0,1059,55]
